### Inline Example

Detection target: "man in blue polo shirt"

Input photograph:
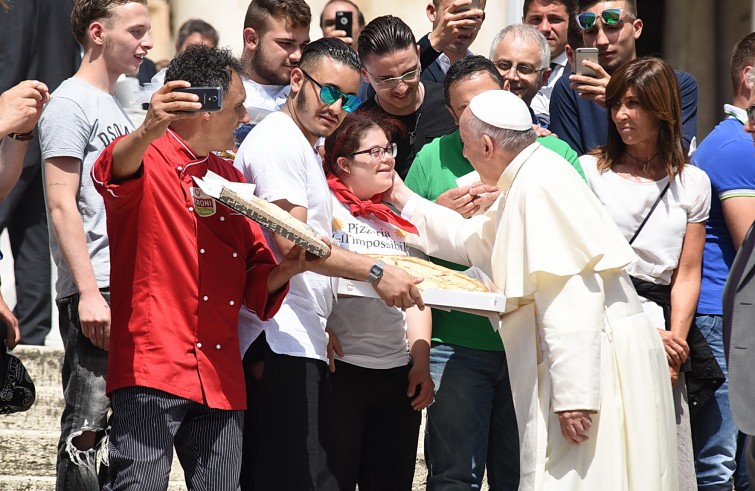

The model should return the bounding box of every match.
[691,32,755,491]
[549,0,698,155]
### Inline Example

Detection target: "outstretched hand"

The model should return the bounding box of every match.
[435,182,499,218]
[0,80,49,136]
[139,81,204,141]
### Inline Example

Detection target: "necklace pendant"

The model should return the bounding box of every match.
[409,133,416,145]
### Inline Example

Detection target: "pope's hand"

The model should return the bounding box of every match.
[557,410,595,445]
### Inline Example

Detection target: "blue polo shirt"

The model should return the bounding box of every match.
[692,105,755,314]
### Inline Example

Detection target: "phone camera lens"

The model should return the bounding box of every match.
[339,17,347,24]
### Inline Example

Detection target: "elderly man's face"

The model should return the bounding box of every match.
[491,33,549,106]
[459,108,498,186]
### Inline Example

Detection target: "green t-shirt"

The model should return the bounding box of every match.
[405,130,585,351]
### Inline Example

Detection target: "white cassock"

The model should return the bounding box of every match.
[403,142,677,490]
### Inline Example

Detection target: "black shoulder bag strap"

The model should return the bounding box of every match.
[628,181,671,245]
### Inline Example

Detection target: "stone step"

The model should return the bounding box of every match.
[0,386,64,431]
[0,476,189,491]
[0,429,185,483]
[9,346,64,389]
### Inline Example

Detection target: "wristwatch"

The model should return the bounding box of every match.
[7,131,33,141]
[366,260,385,284]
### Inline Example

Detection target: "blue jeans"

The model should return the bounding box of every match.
[56,292,110,491]
[692,314,750,490]
[425,343,519,490]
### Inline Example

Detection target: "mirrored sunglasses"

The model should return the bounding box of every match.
[577,8,633,30]
[300,69,363,113]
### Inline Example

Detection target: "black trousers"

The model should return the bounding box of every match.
[241,334,338,491]
[323,360,421,491]
[0,165,52,345]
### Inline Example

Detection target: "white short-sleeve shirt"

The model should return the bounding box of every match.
[234,111,335,361]
[581,155,711,327]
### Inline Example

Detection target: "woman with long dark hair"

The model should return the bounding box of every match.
[580,56,711,490]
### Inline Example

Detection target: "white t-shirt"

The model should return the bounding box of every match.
[234,111,335,361]
[328,197,414,369]
[243,78,289,124]
[581,155,711,327]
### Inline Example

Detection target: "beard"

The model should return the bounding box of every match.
[251,42,292,86]
[293,83,331,139]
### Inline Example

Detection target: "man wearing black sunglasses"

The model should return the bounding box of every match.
[233,38,426,491]
[549,0,698,156]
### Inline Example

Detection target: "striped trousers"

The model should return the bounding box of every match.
[103,386,243,491]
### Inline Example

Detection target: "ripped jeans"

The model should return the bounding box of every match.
[56,291,110,491]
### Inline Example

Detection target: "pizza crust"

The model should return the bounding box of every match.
[369,255,489,292]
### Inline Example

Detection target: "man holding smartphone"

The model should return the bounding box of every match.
[319,0,365,50]
[548,0,698,155]
[420,0,486,83]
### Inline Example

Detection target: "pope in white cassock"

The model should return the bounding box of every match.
[387,90,678,490]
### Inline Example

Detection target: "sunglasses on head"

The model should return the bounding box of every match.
[300,69,363,113]
[576,8,634,30]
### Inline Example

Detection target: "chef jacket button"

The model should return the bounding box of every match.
[229,300,235,306]
[203,295,209,301]
[197,342,203,348]
[188,206,194,212]
[215,344,221,350]
[200,249,205,254]
[233,252,238,258]
[177,166,183,172]
[220,216,226,222]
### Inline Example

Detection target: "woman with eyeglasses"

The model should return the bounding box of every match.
[580,57,712,491]
[320,109,434,491]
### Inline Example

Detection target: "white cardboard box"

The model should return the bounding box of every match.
[336,266,506,321]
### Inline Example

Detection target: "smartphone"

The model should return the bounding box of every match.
[173,86,222,112]
[457,0,481,29]
[335,11,353,39]
[574,47,599,77]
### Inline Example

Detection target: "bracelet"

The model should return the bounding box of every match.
[7,131,33,141]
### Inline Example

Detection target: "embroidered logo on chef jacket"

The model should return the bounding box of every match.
[191,187,216,217]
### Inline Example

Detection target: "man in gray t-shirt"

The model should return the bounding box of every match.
[37,1,152,489]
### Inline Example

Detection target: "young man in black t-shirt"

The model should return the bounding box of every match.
[356,15,457,178]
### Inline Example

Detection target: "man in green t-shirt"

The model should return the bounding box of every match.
[406,54,583,489]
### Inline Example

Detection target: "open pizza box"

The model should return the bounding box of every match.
[337,266,506,324]
[193,171,330,258]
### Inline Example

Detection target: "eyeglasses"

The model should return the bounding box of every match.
[576,8,635,30]
[366,67,421,90]
[747,105,755,121]
[350,143,398,160]
[493,60,544,76]
[300,69,363,113]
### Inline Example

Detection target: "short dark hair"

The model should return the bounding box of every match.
[319,0,366,29]
[165,46,244,98]
[578,0,637,16]
[243,0,311,36]
[358,15,416,62]
[324,109,403,177]
[731,32,755,92]
[299,37,360,74]
[443,56,504,107]
[71,0,147,44]
[523,0,576,18]
[175,19,219,51]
